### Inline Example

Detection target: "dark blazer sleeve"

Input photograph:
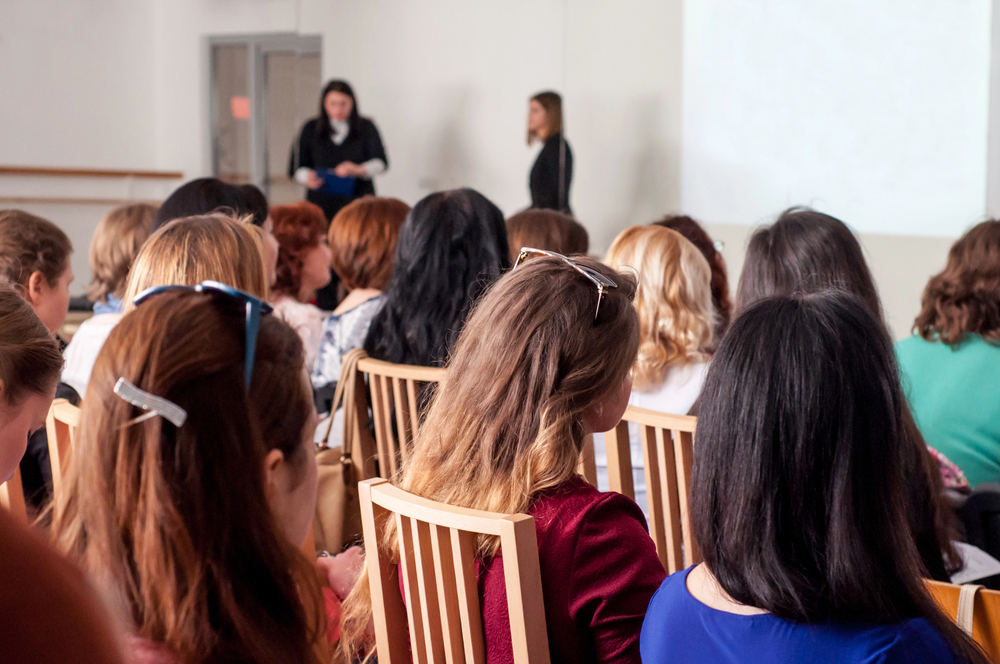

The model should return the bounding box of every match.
[360,118,388,169]
[289,119,319,177]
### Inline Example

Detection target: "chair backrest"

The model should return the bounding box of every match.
[355,355,445,479]
[927,580,1000,660]
[603,405,699,574]
[45,398,81,494]
[360,478,550,664]
[0,465,28,522]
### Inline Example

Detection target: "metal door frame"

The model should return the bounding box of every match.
[208,33,322,191]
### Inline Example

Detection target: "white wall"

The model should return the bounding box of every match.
[682,0,992,237]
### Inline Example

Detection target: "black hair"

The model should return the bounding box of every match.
[736,206,882,318]
[735,205,957,582]
[692,291,987,663]
[364,188,510,367]
[316,80,360,138]
[152,178,267,232]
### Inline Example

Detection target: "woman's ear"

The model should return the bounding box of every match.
[25,270,48,307]
[262,448,286,501]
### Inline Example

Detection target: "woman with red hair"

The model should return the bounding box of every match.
[269,201,332,371]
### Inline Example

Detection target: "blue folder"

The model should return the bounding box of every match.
[315,169,357,197]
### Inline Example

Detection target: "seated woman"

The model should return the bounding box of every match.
[342,253,666,664]
[63,203,156,396]
[269,201,333,371]
[598,225,715,514]
[0,283,62,487]
[641,292,985,664]
[50,286,362,664]
[0,210,76,509]
[652,214,731,340]
[312,196,408,414]
[735,206,959,582]
[505,208,589,262]
[364,188,510,367]
[897,220,1000,489]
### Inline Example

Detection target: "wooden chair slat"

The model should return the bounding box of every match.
[396,512,429,664]
[45,398,81,496]
[640,423,667,570]
[604,421,634,498]
[0,465,27,522]
[392,377,411,465]
[360,481,409,661]
[431,525,465,664]
[412,518,446,663]
[674,429,698,567]
[451,528,486,664]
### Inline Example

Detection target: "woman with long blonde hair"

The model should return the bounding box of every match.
[599,225,715,514]
[342,252,666,663]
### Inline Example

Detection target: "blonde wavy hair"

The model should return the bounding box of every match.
[122,213,268,309]
[340,255,640,660]
[606,225,714,390]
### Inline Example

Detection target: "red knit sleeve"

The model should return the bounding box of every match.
[322,587,343,646]
[567,493,666,664]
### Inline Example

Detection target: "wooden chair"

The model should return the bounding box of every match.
[45,398,81,494]
[927,580,1000,659]
[602,405,699,574]
[0,466,28,522]
[355,354,445,479]
[360,478,550,664]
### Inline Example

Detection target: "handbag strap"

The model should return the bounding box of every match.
[958,583,983,635]
[320,348,367,453]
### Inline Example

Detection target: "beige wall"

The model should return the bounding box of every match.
[703,222,956,342]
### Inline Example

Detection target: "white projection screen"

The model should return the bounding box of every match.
[681,0,992,237]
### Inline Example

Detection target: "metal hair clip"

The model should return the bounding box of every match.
[113,378,188,428]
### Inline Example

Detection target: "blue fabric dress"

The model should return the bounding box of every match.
[640,567,956,663]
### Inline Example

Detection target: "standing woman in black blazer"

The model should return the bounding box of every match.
[290,80,388,222]
[527,91,572,214]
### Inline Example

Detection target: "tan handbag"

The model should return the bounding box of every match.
[312,349,375,553]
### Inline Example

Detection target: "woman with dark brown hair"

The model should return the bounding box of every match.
[269,201,332,371]
[897,220,1000,488]
[641,292,987,664]
[50,286,361,664]
[735,207,960,583]
[653,214,732,339]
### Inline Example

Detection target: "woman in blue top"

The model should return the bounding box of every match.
[640,292,987,664]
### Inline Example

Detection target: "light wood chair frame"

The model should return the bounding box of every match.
[602,405,698,574]
[0,466,28,522]
[360,478,550,664]
[355,356,445,479]
[45,398,81,495]
[927,579,1000,659]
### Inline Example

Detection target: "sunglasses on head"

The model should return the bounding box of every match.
[512,247,617,321]
[132,280,273,388]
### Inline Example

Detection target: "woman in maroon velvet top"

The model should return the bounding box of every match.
[342,251,666,663]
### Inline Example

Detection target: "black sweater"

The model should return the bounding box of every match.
[289,116,388,220]
[529,133,573,213]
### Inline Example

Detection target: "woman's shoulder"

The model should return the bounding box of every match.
[531,476,651,539]
[874,618,956,664]
[356,116,381,134]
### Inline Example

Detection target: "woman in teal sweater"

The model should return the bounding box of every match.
[896,220,1000,488]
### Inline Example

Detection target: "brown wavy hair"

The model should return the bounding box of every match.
[0,209,73,290]
[0,283,62,406]
[914,219,1000,346]
[340,256,640,660]
[50,291,324,664]
[653,215,731,339]
[505,209,589,262]
[329,196,409,291]
[270,201,328,299]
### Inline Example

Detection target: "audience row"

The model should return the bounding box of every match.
[0,178,998,663]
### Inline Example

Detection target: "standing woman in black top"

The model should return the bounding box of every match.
[527,91,573,213]
[290,80,389,222]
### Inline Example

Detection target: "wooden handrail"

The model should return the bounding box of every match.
[0,166,184,180]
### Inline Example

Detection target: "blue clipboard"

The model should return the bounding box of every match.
[315,169,357,197]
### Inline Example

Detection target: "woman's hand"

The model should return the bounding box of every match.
[316,546,366,600]
[334,161,365,178]
[305,170,325,190]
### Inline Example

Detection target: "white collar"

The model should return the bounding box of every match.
[330,119,349,145]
